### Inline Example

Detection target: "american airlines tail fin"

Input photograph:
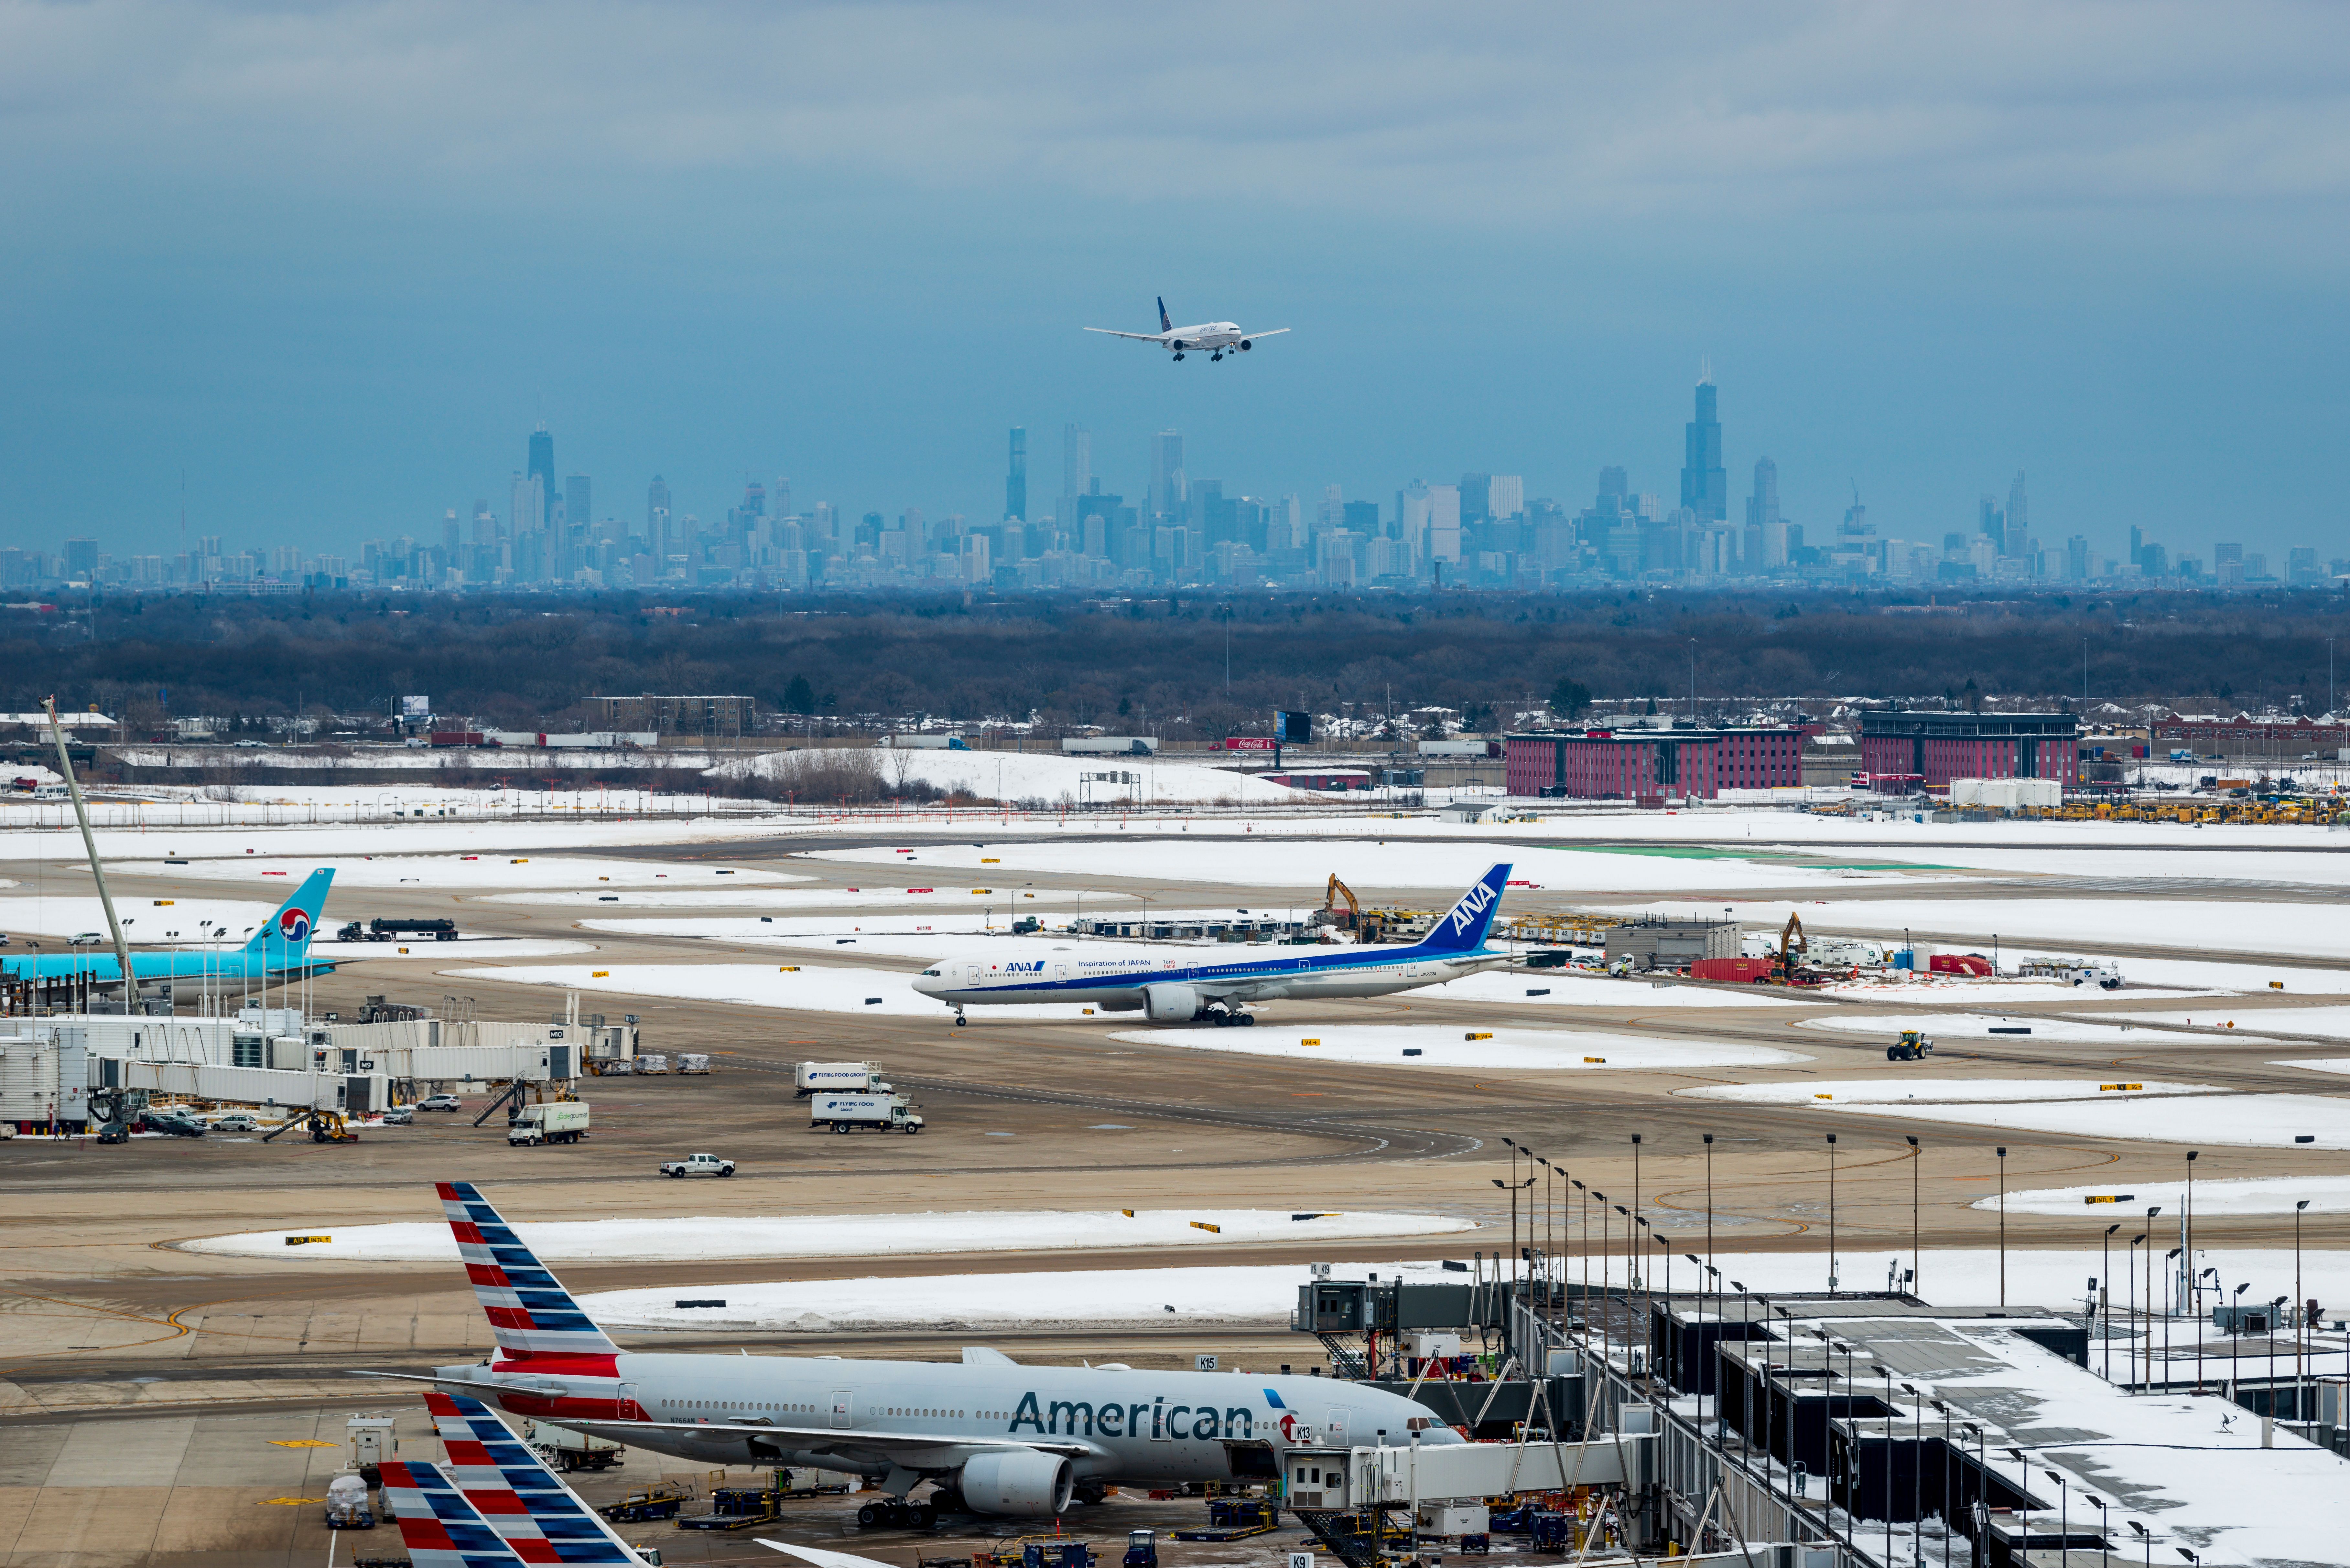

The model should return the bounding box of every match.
[1410,863,1511,956]
[438,1180,623,1363]
[420,1391,643,1563]
[378,1459,532,1566]
[242,867,333,965]
[1158,296,1172,333]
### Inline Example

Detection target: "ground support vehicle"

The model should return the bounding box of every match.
[1174,1499,1281,1540]
[509,1100,590,1145]
[677,1053,711,1074]
[372,917,458,940]
[795,1060,887,1096]
[658,1152,735,1178]
[809,1091,924,1133]
[325,1475,376,1530]
[523,1417,622,1472]
[599,1485,692,1523]
[1887,1030,1935,1062]
[680,1485,787,1531]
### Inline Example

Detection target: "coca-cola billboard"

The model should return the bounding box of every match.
[1223,736,1277,751]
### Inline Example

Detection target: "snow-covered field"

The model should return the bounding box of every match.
[1984,1174,2350,1218]
[1107,1025,1812,1071]
[1808,976,2208,1004]
[177,1207,1478,1263]
[570,1246,2350,1333]
[1410,970,1809,1010]
[0,892,290,941]
[803,838,1960,893]
[441,961,1064,1019]
[476,886,1068,910]
[1674,1077,2223,1106]
[714,748,1317,805]
[111,854,810,889]
[2279,1057,2350,1077]
[2118,1004,2350,1040]
[1785,1091,2350,1149]
[313,937,595,960]
[1798,1012,2212,1046]
[1607,896,2350,962]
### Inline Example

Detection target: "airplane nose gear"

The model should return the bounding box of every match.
[954,1008,968,1027]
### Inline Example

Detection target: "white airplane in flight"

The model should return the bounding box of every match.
[915,864,1513,1025]
[1085,297,1288,362]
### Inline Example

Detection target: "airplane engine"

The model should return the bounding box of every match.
[957,1450,1074,1516]
[1142,982,1202,1022]
[1239,340,1252,350]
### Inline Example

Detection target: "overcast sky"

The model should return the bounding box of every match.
[3,1,2346,563]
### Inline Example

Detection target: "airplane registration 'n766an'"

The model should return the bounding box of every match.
[913,864,1512,1026]
[1085,296,1288,362]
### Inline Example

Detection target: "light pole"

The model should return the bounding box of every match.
[2084,1492,2111,1568]
[2185,1150,2200,1389]
[2229,1282,2250,1397]
[1826,1132,1840,1293]
[2128,1232,2147,1391]
[1906,1134,1921,1296]
[2102,1223,2122,1380]
[1703,1132,1716,1286]
[1997,1145,2009,1305]
[1630,1133,1643,1291]
[2295,1198,2310,1409]
[2045,1469,2070,1566]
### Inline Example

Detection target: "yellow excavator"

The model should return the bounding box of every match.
[1774,911,1807,982]
[1322,875,1391,944]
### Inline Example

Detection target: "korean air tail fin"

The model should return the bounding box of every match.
[243,868,333,964]
[1410,863,1511,955]
[1158,296,1172,333]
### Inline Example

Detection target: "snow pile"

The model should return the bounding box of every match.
[1979,1174,2350,1218]
[1676,1077,2223,1106]
[1800,1091,2350,1149]
[178,1207,1479,1263]
[1109,1025,1810,1070]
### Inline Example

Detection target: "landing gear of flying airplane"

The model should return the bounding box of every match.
[1210,352,1223,361]
[857,1499,938,1529]
[1172,351,1185,361]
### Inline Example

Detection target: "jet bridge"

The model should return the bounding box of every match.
[1280,1432,1652,1508]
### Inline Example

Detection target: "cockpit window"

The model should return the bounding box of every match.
[921,969,940,977]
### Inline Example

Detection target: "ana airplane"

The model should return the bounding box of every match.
[0,869,335,991]
[913,863,1513,1026]
[1085,297,1288,362]
[362,1182,1461,1527]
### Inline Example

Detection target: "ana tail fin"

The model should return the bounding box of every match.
[438,1181,623,1362]
[1411,863,1511,955]
[244,868,333,962]
[1158,296,1172,333]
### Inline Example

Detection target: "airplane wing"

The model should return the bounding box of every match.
[1083,328,1167,341]
[759,1540,905,1568]
[1240,328,1289,340]
[552,1412,1099,1462]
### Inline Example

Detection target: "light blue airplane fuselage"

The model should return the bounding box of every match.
[1,868,336,987]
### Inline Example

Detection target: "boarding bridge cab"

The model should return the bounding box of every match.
[509,1101,590,1145]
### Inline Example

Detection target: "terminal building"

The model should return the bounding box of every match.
[1505,724,1815,801]
[1857,710,2078,789]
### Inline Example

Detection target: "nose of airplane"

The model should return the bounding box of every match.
[911,970,941,997]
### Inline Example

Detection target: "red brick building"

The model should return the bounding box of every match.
[1856,711,2078,788]
[2150,714,2350,755]
[1506,725,1815,800]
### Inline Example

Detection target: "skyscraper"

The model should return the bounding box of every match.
[1151,431,1185,519]
[1681,375,1727,521]
[1005,427,1027,521]
[1745,458,1782,569]
[528,427,556,528]
[565,475,591,537]
[1459,473,1492,525]
[647,476,672,558]
[1487,476,1525,522]
[2006,472,2030,557]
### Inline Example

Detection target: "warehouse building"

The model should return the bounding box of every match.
[1857,710,2078,788]
[1505,724,1815,801]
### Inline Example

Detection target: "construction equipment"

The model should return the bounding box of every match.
[263,1109,358,1143]
[1888,1030,1934,1062]
[1775,911,1807,981]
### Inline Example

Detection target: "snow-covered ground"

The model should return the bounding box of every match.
[1605,896,2350,962]
[569,1246,2350,1334]
[314,936,595,960]
[713,748,1317,805]
[1674,1077,2223,1106]
[441,961,1066,1019]
[1786,1091,2350,1149]
[0,812,803,861]
[0,892,289,941]
[1107,1025,1812,1071]
[2118,1003,2350,1040]
[1808,975,2209,1004]
[476,886,1069,910]
[1983,1174,2350,1218]
[1409,970,1809,1010]
[582,912,1066,942]
[2279,1057,2350,1077]
[177,1207,1478,1263]
[111,854,810,889]
[1798,1012,2213,1046]
[802,838,1960,893]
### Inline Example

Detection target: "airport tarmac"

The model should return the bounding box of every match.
[5,817,2349,1565]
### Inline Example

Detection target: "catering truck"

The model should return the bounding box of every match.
[508,1101,591,1146]
[795,1060,891,1097]
[808,1092,923,1134]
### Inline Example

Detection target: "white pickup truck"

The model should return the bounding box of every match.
[658,1152,736,1178]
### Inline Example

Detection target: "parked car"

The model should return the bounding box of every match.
[380,1106,414,1125]
[211,1112,259,1132]
[146,1111,207,1137]
[94,1122,129,1144]
[68,932,106,947]
[417,1093,462,1112]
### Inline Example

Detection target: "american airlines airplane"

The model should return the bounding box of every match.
[1085,297,1289,362]
[913,864,1513,1026]
[363,1183,1461,1528]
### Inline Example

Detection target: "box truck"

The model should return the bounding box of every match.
[795,1060,890,1097]
[508,1101,590,1145]
[809,1092,924,1134]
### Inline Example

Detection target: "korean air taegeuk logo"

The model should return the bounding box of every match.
[278,908,311,943]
